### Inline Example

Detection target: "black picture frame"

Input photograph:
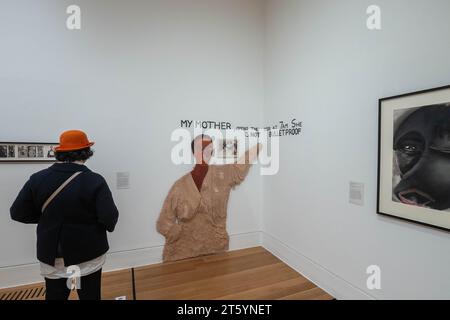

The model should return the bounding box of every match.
[0,142,58,163]
[377,84,450,232]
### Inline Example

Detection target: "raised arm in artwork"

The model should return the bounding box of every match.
[237,143,262,164]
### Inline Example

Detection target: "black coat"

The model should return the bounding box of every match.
[10,163,119,266]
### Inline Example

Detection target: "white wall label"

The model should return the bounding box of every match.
[115,296,127,300]
[117,172,130,189]
[349,182,364,206]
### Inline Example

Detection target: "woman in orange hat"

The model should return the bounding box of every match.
[10,130,119,300]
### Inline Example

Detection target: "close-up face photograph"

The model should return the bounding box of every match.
[393,105,450,211]
[0,0,450,315]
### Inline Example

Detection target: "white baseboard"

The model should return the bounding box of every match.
[0,263,43,290]
[0,231,262,289]
[261,231,375,300]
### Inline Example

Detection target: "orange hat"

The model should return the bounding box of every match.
[55,130,95,152]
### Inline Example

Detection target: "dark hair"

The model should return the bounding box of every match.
[191,134,212,154]
[55,147,94,163]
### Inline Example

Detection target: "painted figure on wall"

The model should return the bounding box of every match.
[157,134,261,262]
[393,103,450,210]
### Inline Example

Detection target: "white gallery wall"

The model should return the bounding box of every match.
[263,0,450,299]
[1,0,450,300]
[0,0,264,287]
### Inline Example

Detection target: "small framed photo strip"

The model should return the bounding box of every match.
[0,142,58,163]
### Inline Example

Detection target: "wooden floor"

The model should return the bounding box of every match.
[135,247,333,300]
[0,268,133,301]
[0,247,333,300]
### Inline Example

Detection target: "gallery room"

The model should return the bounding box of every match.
[1,0,450,305]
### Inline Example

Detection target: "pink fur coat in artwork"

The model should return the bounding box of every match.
[157,164,251,262]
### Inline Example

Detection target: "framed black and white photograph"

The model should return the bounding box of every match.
[378,85,450,231]
[0,142,58,163]
[214,138,239,160]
